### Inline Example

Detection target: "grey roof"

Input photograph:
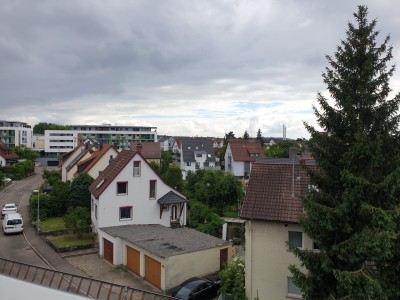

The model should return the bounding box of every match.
[100,224,229,259]
[157,191,188,205]
[180,137,215,163]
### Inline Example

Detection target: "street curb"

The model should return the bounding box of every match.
[23,231,56,270]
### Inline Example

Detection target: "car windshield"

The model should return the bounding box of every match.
[7,219,22,225]
[5,204,15,209]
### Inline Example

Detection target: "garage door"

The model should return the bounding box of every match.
[103,238,113,264]
[127,246,140,275]
[145,255,161,289]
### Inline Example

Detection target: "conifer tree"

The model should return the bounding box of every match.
[289,6,400,299]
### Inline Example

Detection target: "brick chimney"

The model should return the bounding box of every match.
[136,143,142,153]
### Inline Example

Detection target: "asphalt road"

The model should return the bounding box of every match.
[0,167,46,267]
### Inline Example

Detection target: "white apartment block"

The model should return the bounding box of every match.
[45,124,157,153]
[0,120,33,148]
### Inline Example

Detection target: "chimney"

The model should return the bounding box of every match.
[136,143,142,153]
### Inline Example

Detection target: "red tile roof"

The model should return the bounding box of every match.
[89,150,134,199]
[89,150,187,200]
[0,141,18,159]
[130,142,161,159]
[77,144,117,174]
[240,162,313,223]
[228,139,265,162]
[58,143,84,167]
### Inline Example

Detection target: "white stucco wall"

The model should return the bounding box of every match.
[245,221,312,300]
[95,154,186,229]
[87,148,119,181]
[66,151,93,181]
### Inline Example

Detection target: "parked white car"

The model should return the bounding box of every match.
[2,203,18,217]
[3,213,23,234]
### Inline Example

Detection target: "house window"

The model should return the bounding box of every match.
[133,161,141,177]
[195,162,200,169]
[186,161,191,166]
[149,180,156,199]
[313,241,321,251]
[196,153,202,158]
[95,204,97,219]
[203,162,209,167]
[117,182,128,195]
[288,277,302,297]
[120,206,132,220]
[288,231,303,248]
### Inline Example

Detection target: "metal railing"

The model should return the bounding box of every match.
[0,257,177,300]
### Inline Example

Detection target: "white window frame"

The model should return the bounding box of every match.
[287,277,302,298]
[119,206,133,221]
[133,161,141,177]
[288,231,303,248]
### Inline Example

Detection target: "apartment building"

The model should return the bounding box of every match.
[45,124,157,153]
[0,120,33,148]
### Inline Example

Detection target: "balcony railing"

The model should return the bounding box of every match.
[0,256,177,300]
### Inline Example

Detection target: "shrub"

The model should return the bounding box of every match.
[64,207,91,238]
[219,257,247,300]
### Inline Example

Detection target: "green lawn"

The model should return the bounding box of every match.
[48,233,95,249]
[40,217,66,232]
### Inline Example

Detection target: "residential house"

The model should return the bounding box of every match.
[157,135,175,152]
[178,137,217,179]
[59,142,97,182]
[0,141,18,166]
[130,142,161,165]
[212,138,224,149]
[240,158,315,300]
[224,139,265,179]
[89,150,232,291]
[75,144,119,180]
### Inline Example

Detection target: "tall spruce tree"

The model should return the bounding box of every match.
[289,6,400,299]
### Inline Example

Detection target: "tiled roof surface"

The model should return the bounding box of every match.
[157,191,187,205]
[89,150,187,201]
[180,137,215,162]
[100,224,229,258]
[228,139,265,162]
[58,143,83,167]
[77,144,117,174]
[130,142,161,159]
[0,141,18,159]
[89,150,135,199]
[240,162,313,223]
[65,145,95,172]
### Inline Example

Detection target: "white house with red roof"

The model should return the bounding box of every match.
[75,144,119,179]
[240,158,315,300]
[89,149,232,291]
[224,139,265,179]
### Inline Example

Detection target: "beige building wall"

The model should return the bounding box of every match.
[164,246,233,290]
[245,220,312,300]
[66,151,93,181]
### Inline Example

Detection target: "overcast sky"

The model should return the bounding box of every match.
[1,1,400,139]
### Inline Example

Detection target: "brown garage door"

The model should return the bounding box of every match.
[103,238,113,264]
[145,255,161,289]
[127,246,140,275]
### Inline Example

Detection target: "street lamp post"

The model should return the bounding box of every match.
[36,172,40,235]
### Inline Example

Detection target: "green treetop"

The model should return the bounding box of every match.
[289,6,400,299]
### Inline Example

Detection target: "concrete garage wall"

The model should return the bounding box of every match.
[164,247,229,290]
[97,230,123,266]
